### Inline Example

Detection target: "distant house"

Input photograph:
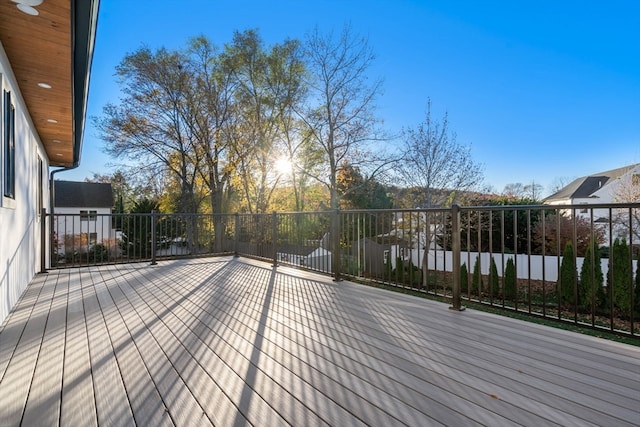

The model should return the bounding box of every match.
[381,211,444,271]
[544,163,640,244]
[276,233,333,272]
[351,237,391,278]
[54,180,114,258]
[544,164,640,206]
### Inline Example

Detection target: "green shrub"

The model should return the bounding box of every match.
[579,238,604,311]
[635,252,640,313]
[460,263,468,294]
[471,256,482,296]
[489,257,500,298]
[406,259,422,286]
[558,242,577,306]
[390,257,423,287]
[504,258,517,300]
[610,238,632,316]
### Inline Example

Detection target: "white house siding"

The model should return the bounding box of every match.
[545,164,640,246]
[54,207,113,257]
[0,43,50,325]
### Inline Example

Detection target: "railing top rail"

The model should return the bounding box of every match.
[338,208,451,214]
[45,202,640,219]
[459,202,640,212]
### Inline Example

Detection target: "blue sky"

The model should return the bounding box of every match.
[68,0,640,197]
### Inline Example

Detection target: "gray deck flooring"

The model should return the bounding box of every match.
[0,256,639,426]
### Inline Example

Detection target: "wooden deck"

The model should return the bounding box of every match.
[0,257,639,426]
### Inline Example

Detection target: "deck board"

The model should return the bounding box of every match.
[0,272,48,382]
[94,265,174,427]
[127,265,285,427]
[267,279,636,425]
[83,268,136,426]
[138,261,352,427]
[60,269,98,426]
[22,270,67,426]
[1,257,639,426]
[145,262,442,426]
[0,272,50,426]
[109,267,215,426]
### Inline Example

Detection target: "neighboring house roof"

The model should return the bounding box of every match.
[0,0,100,168]
[277,244,318,257]
[544,164,640,202]
[54,181,113,208]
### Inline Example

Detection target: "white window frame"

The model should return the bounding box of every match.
[1,74,16,209]
[80,210,98,221]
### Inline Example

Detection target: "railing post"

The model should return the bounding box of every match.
[40,208,47,273]
[450,204,465,311]
[272,211,278,266]
[332,209,341,281]
[150,210,157,265]
[234,212,239,257]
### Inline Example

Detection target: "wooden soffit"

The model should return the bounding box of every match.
[0,0,99,168]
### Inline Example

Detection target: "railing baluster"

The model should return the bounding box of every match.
[272,212,278,267]
[150,210,157,265]
[450,204,463,311]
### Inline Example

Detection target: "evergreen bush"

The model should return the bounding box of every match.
[635,252,640,314]
[489,257,500,298]
[579,238,604,311]
[390,257,423,287]
[471,256,482,296]
[88,243,110,263]
[460,263,468,294]
[633,252,640,319]
[558,242,577,306]
[504,258,517,300]
[611,238,632,315]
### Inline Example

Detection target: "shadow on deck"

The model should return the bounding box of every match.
[0,256,639,426]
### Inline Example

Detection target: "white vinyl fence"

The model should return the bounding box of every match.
[392,247,638,282]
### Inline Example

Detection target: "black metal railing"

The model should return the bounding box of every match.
[45,202,640,338]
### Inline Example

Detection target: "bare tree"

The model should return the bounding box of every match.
[96,46,201,216]
[183,36,236,217]
[396,100,484,207]
[501,181,543,202]
[612,165,640,243]
[300,24,384,210]
[548,176,575,195]
[96,39,240,251]
[523,181,544,201]
[223,30,306,213]
[282,123,325,212]
[96,37,243,218]
[502,183,525,199]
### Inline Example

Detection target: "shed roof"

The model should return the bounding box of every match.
[54,180,113,208]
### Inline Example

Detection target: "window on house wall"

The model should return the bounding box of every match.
[80,210,97,221]
[37,156,43,218]
[89,232,97,245]
[3,89,16,200]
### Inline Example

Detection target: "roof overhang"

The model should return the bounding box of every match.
[0,0,100,168]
